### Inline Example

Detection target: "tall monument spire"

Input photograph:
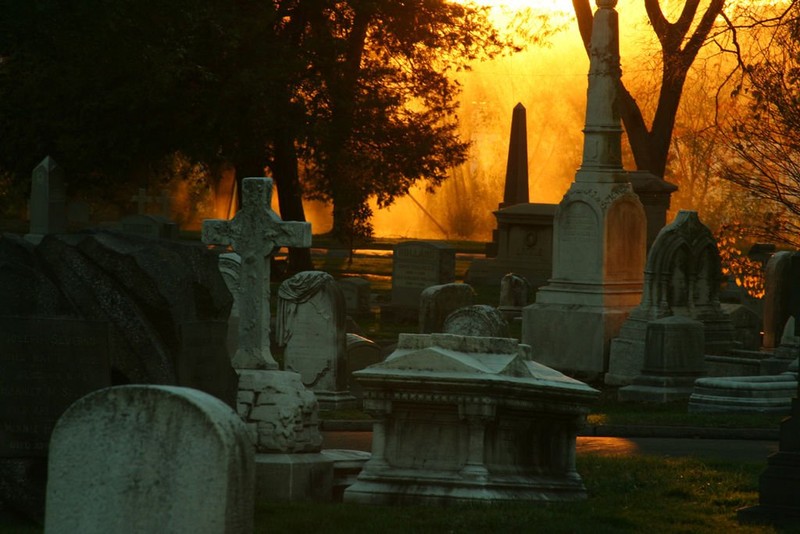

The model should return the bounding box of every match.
[521,0,647,378]
[576,0,625,182]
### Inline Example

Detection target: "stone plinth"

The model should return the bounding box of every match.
[344,333,598,505]
[689,373,797,414]
[618,316,706,403]
[467,203,556,288]
[236,370,334,502]
[522,184,646,376]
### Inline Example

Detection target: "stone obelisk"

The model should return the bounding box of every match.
[521,0,646,377]
[500,103,529,209]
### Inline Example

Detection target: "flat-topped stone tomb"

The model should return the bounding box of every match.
[344,333,598,505]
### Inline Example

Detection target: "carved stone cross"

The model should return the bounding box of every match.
[202,177,311,369]
[130,188,153,214]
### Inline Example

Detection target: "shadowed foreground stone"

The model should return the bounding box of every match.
[45,386,254,534]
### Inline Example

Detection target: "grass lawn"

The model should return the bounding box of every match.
[257,455,778,533]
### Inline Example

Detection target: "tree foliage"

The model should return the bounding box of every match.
[0,0,532,257]
[718,1,800,248]
[572,0,724,179]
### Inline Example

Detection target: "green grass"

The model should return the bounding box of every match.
[256,455,780,533]
[587,390,784,429]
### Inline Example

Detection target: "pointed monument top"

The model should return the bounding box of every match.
[575,0,626,183]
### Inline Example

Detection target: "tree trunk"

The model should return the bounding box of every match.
[272,130,313,273]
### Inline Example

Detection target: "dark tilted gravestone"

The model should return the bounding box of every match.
[0,231,238,522]
[337,277,371,315]
[418,283,475,334]
[390,241,455,310]
[0,317,110,522]
[45,386,254,534]
[345,333,384,401]
[443,305,510,338]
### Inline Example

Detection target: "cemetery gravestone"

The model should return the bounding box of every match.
[443,305,510,338]
[337,277,372,315]
[202,177,312,369]
[522,0,646,376]
[44,385,254,534]
[25,156,67,244]
[277,271,356,410]
[605,211,735,386]
[418,282,476,334]
[130,187,153,214]
[498,273,531,319]
[618,316,706,402]
[345,333,384,401]
[390,241,455,309]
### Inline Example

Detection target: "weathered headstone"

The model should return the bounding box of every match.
[1,231,237,403]
[25,156,66,244]
[277,271,356,410]
[345,333,383,401]
[337,277,372,315]
[522,0,647,377]
[618,316,706,402]
[202,177,312,369]
[44,385,254,534]
[606,211,735,385]
[418,282,476,334]
[345,333,598,505]
[498,273,531,319]
[443,305,510,338]
[390,241,455,310]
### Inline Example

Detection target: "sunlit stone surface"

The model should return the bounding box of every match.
[344,333,598,505]
[521,0,646,377]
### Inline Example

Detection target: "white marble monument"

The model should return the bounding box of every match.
[203,178,333,501]
[203,177,311,370]
[277,271,356,410]
[345,333,598,505]
[521,0,646,376]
